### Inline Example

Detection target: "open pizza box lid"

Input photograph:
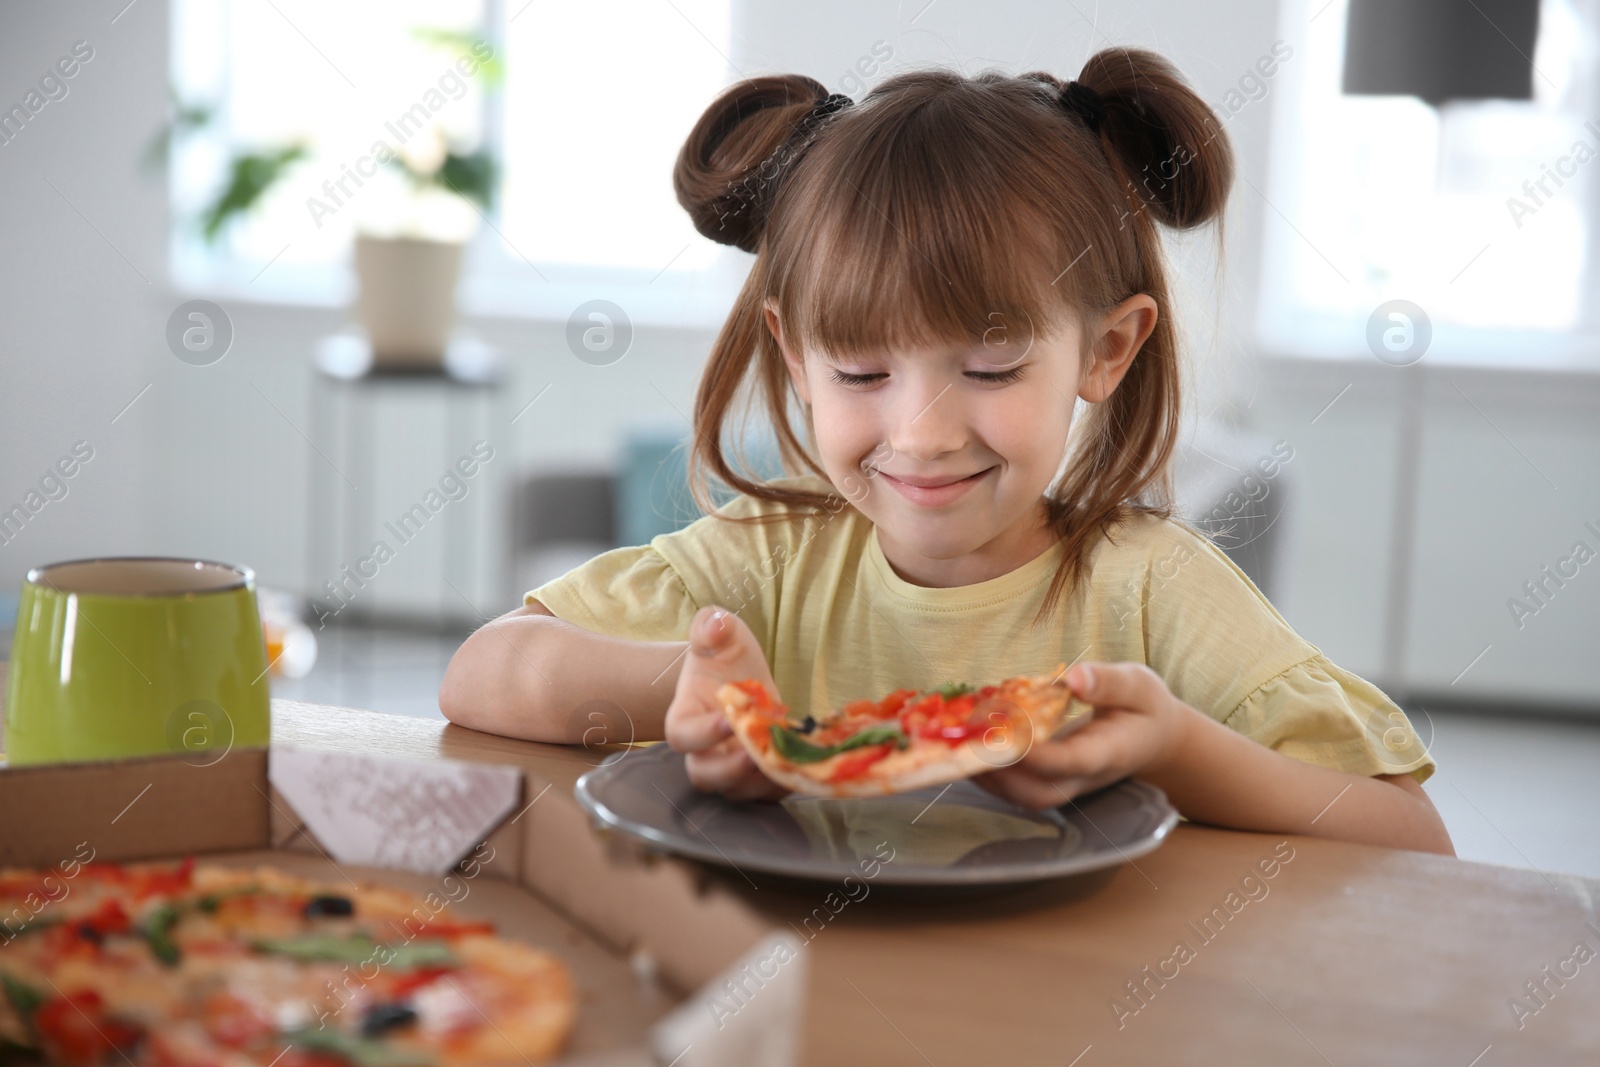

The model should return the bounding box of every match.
[0,744,805,1067]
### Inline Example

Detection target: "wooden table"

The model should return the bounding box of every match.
[260,698,1600,1066]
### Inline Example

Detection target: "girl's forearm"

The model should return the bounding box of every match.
[1142,704,1455,855]
[439,612,686,743]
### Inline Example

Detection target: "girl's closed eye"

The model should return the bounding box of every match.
[968,365,1027,384]
[827,369,885,386]
[826,366,1028,387]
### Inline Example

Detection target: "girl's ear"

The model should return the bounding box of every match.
[1078,293,1158,404]
[764,300,812,406]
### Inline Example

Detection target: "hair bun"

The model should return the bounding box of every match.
[1072,48,1234,231]
[674,74,837,252]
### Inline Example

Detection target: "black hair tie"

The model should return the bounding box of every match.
[813,92,855,116]
[717,92,855,247]
[800,93,855,132]
[1060,80,1106,135]
[755,94,854,195]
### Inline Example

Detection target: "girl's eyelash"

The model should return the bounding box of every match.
[968,367,1025,383]
[828,369,887,386]
[826,367,1026,386]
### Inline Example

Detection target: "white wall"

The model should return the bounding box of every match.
[0,2,167,583]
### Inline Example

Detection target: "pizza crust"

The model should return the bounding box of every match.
[719,667,1087,798]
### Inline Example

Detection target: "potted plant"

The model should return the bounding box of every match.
[150,30,501,371]
[348,131,495,369]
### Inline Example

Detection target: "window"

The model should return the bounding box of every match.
[167,0,738,320]
[1259,0,1595,361]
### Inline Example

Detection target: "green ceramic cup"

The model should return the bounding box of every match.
[4,557,271,766]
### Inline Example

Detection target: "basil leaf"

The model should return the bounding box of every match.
[283,1028,435,1067]
[252,935,456,970]
[143,904,181,966]
[770,724,907,764]
[933,682,974,699]
[1,975,44,1021]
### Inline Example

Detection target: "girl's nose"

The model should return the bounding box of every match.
[889,382,968,462]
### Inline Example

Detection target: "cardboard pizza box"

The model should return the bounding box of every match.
[0,744,806,1067]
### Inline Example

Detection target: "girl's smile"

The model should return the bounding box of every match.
[875,465,995,507]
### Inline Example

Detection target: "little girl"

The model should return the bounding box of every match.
[441,48,1453,855]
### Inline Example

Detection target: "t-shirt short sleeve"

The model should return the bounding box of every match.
[1127,520,1435,784]
[520,475,818,654]
[1219,653,1435,784]
[523,544,701,645]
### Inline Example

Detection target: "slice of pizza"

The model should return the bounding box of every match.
[716,665,1090,798]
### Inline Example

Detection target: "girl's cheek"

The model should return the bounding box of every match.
[814,404,880,458]
[984,395,1062,455]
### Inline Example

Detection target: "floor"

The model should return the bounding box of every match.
[279,624,1600,882]
[1415,705,1600,883]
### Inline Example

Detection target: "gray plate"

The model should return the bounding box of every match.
[573,743,1178,887]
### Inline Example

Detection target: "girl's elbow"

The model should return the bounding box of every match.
[438,628,519,733]
[438,654,488,730]
[441,671,476,729]
[438,623,569,741]
[1419,822,1457,857]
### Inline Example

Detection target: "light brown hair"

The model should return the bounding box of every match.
[673,49,1234,625]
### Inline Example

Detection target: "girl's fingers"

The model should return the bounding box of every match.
[975,765,1082,811]
[721,768,791,803]
[684,737,759,791]
[665,700,734,753]
[1067,661,1163,711]
[1018,724,1116,779]
[690,605,736,659]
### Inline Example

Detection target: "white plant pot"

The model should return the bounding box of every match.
[353,235,465,369]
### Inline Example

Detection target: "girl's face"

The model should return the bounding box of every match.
[767,296,1156,587]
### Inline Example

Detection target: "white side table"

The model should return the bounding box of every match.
[306,334,512,630]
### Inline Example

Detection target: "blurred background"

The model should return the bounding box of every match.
[1,0,1596,877]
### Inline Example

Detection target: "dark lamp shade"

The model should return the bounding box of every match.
[1342,0,1541,106]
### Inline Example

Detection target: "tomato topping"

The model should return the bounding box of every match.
[35,991,142,1064]
[86,856,195,900]
[202,991,275,1048]
[731,678,775,712]
[390,964,454,997]
[402,918,495,940]
[79,898,131,938]
[731,678,790,724]
[830,743,895,781]
[943,694,977,719]
[840,699,880,719]
[889,689,1017,747]
[878,689,917,717]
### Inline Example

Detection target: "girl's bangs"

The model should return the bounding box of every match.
[773,134,1081,363]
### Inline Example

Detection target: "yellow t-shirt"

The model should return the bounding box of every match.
[524,474,1434,783]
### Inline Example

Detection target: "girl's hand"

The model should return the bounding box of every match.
[976,662,1193,811]
[664,606,791,802]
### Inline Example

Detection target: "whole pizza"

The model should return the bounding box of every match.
[717,665,1088,797]
[0,858,574,1066]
